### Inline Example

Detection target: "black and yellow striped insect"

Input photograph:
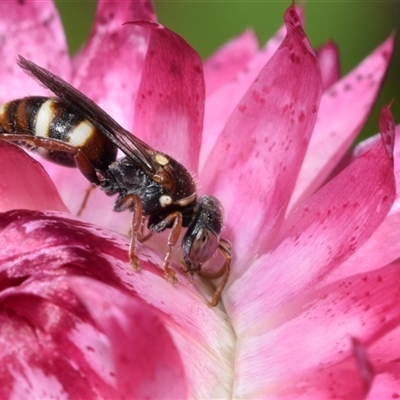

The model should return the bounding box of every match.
[0,56,231,306]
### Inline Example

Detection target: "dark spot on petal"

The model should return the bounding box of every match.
[382,50,390,61]
[343,83,351,91]
[193,64,202,74]
[328,89,337,97]
[170,61,181,77]
[238,104,247,113]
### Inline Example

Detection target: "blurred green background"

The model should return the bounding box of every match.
[55,0,400,141]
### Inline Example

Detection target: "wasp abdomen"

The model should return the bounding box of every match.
[0,96,117,169]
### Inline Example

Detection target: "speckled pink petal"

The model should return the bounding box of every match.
[366,375,400,400]
[0,0,69,102]
[226,112,395,330]
[366,319,400,399]
[201,5,321,273]
[320,105,398,285]
[231,263,400,398]
[132,21,205,173]
[290,36,394,209]
[71,277,187,399]
[324,204,400,286]
[72,0,155,129]
[317,40,341,90]
[0,142,67,212]
[201,20,288,168]
[203,29,259,95]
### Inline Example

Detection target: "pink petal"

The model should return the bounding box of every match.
[290,36,394,209]
[0,210,235,399]
[0,142,67,212]
[366,374,400,400]
[317,40,341,90]
[201,5,322,273]
[0,1,70,102]
[71,277,187,399]
[201,21,287,168]
[232,263,400,398]
[227,107,395,330]
[0,277,123,398]
[203,29,259,95]
[0,210,129,272]
[132,21,205,173]
[324,205,400,286]
[72,0,156,129]
[366,320,400,399]
[32,158,130,233]
[321,104,399,285]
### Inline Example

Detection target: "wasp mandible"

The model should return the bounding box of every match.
[0,57,231,306]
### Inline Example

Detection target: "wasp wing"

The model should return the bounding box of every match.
[17,56,157,173]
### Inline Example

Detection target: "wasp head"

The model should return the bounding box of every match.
[181,195,224,272]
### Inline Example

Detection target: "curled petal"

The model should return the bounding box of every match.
[0,275,123,398]
[132,21,205,174]
[202,5,322,275]
[72,0,156,129]
[291,36,394,208]
[0,209,235,399]
[0,142,67,212]
[71,277,188,399]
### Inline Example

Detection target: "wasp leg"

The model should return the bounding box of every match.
[0,134,100,185]
[76,184,96,217]
[137,226,154,243]
[114,194,143,271]
[150,212,183,284]
[198,238,232,307]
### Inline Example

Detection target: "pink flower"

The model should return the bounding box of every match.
[0,0,398,398]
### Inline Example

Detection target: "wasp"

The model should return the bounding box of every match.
[0,56,231,306]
